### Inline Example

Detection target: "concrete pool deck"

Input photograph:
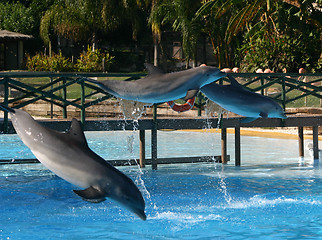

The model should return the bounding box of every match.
[184,127,322,140]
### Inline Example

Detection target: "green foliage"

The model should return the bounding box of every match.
[76,46,114,72]
[149,0,203,66]
[239,32,321,73]
[26,52,74,72]
[238,0,322,73]
[0,2,36,35]
[26,47,114,72]
[40,0,144,47]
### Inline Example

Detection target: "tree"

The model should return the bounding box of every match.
[239,0,322,72]
[196,0,321,71]
[0,2,36,35]
[149,0,203,68]
[40,0,146,51]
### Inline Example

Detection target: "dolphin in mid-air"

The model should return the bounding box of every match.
[84,63,226,103]
[201,75,287,123]
[0,104,146,220]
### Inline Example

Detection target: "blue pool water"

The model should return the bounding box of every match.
[1,130,322,239]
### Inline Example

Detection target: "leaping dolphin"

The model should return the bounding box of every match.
[0,104,146,220]
[201,75,287,123]
[84,63,226,103]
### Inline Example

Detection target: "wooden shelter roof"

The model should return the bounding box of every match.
[0,30,33,40]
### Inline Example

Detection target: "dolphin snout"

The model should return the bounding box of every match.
[135,209,147,221]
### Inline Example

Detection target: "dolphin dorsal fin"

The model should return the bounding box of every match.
[67,118,88,146]
[227,75,241,88]
[144,63,164,76]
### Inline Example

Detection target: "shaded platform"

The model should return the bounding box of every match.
[0,156,228,166]
[1,115,321,169]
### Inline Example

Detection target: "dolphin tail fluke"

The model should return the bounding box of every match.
[73,186,106,203]
[82,77,100,84]
[0,104,15,113]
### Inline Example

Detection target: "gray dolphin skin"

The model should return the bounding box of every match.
[85,63,226,103]
[0,104,146,220]
[201,75,287,123]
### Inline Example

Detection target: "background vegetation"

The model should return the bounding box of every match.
[0,0,321,72]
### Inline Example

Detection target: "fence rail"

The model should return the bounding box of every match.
[1,71,322,133]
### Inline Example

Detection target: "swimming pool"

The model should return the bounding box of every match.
[1,131,322,239]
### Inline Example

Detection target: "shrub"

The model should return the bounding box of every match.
[26,47,114,72]
[76,46,114,72]
[26,52,74,72]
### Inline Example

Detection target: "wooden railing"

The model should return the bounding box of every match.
[1,71,322,133]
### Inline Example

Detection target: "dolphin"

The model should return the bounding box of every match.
[200,75,287,123]
[84,63,226,103]
[0,104,146,220]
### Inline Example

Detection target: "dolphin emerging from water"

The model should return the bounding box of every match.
[84,63,226,103]
[0,104,146,220]
[201,75,287,123]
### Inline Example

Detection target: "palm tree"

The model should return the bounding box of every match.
[149,0,203,68]
[195,0,242,68]
[40,0,145,52]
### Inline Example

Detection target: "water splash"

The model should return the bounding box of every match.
[217,170,233,204]
[126,135,134,154]
[204,100,227,129]
[203,101,233,204]
[118,98,158,214]
[118,99,148,120]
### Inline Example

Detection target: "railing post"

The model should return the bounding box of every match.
[139,130,146,168]
[3,77,9,133]
[260,77,264,95]
[235,127,241,166]
[298,127,304,159]
[62,77,67,119]
[80,79,85,125]
[313,126,319,161]
[221,128,227,164]
[197,92,202,116]
[50,77,54,119]
[281,77,286,111]
[151,104,158,170]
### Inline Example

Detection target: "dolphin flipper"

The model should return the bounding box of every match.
[144,63,164,75]
[227,75,241,88]
[259,112,268,118]
[73,186,106,203]
[184,89,199,100]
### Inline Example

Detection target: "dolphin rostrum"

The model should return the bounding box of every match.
[0,104,146,220]
[84,63,226,103]
[201,75,287,123]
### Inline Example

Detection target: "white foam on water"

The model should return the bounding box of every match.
[222,195,322,210]
[150,210,223,224]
